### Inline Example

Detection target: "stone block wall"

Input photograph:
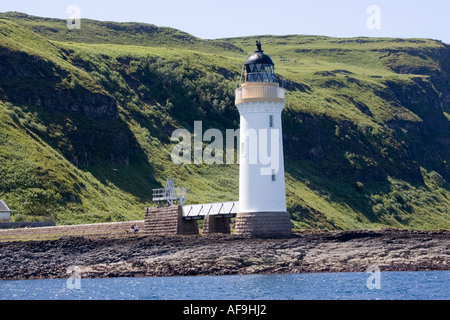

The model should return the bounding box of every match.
[234,212,292,238]
[203,215,231,234]
[0,221,145,241]
[145,205,198,236]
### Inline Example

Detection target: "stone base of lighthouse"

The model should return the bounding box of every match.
[234,212,291,238]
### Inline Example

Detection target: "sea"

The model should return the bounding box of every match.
[0,271,448,301]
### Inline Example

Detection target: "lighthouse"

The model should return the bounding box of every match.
[234,41,292,237]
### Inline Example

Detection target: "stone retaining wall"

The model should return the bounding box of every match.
[0,221,144,240]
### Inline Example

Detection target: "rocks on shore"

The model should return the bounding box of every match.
[0,229,448,280]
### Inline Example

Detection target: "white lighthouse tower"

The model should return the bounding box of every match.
[234,41,291,237]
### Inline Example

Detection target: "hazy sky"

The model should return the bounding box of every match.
[1,0,449,43]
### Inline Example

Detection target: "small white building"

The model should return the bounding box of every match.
[0,200,11,221]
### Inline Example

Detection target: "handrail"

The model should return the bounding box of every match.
[182,201,239,218]
[152,187,187,205]
[239,52,254,87]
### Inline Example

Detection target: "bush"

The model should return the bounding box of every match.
[14,188,62,219]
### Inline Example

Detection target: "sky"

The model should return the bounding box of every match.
[0,0,449,43]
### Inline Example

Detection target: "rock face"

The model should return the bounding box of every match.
[0,46,138,167]
[383,77,450,181]
[0,48,119,119]
[0,230,448,280]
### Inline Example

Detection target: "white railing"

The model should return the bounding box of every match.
[152,187,187,206]
[182,201,239,220]
[236,85,285,102]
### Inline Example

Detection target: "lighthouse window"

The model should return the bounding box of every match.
[271,169,276,182]
[245,64,275,82]
[269,115,274,128]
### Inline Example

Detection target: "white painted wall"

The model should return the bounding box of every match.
[0,212,11,221]
[236,101,287,213]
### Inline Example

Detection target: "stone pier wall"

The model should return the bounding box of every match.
[203,215,231,234]
[145,205,198,236]
[234,212,292,238]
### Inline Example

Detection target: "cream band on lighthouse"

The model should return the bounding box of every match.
[234,41,292,237]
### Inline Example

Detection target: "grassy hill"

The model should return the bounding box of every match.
[0,12,449,229]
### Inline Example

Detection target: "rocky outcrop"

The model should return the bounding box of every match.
[378,43,450,181]
[0,230,448,280]
[0,47,118,119]
[0,46,140,167]
[283,44,450,184]
[382,77,450,180]
[283,111,422,184]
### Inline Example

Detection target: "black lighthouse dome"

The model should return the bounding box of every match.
[244,41,275,83]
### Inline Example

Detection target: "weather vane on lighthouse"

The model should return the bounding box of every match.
[233,41,292,237]
[256,40,262,52]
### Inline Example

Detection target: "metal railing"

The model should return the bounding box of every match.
[152,187,187,206]
[182,201,239,220]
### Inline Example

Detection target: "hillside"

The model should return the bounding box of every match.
[0,12,449,229]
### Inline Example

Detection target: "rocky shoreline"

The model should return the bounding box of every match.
[0,229,448,280]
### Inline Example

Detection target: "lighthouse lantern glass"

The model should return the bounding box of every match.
[246,63,275,82]
[244,42,276,83]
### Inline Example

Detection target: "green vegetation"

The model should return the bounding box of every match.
[0,12,448,229]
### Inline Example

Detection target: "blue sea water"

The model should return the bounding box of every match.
[0,271,448,300]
